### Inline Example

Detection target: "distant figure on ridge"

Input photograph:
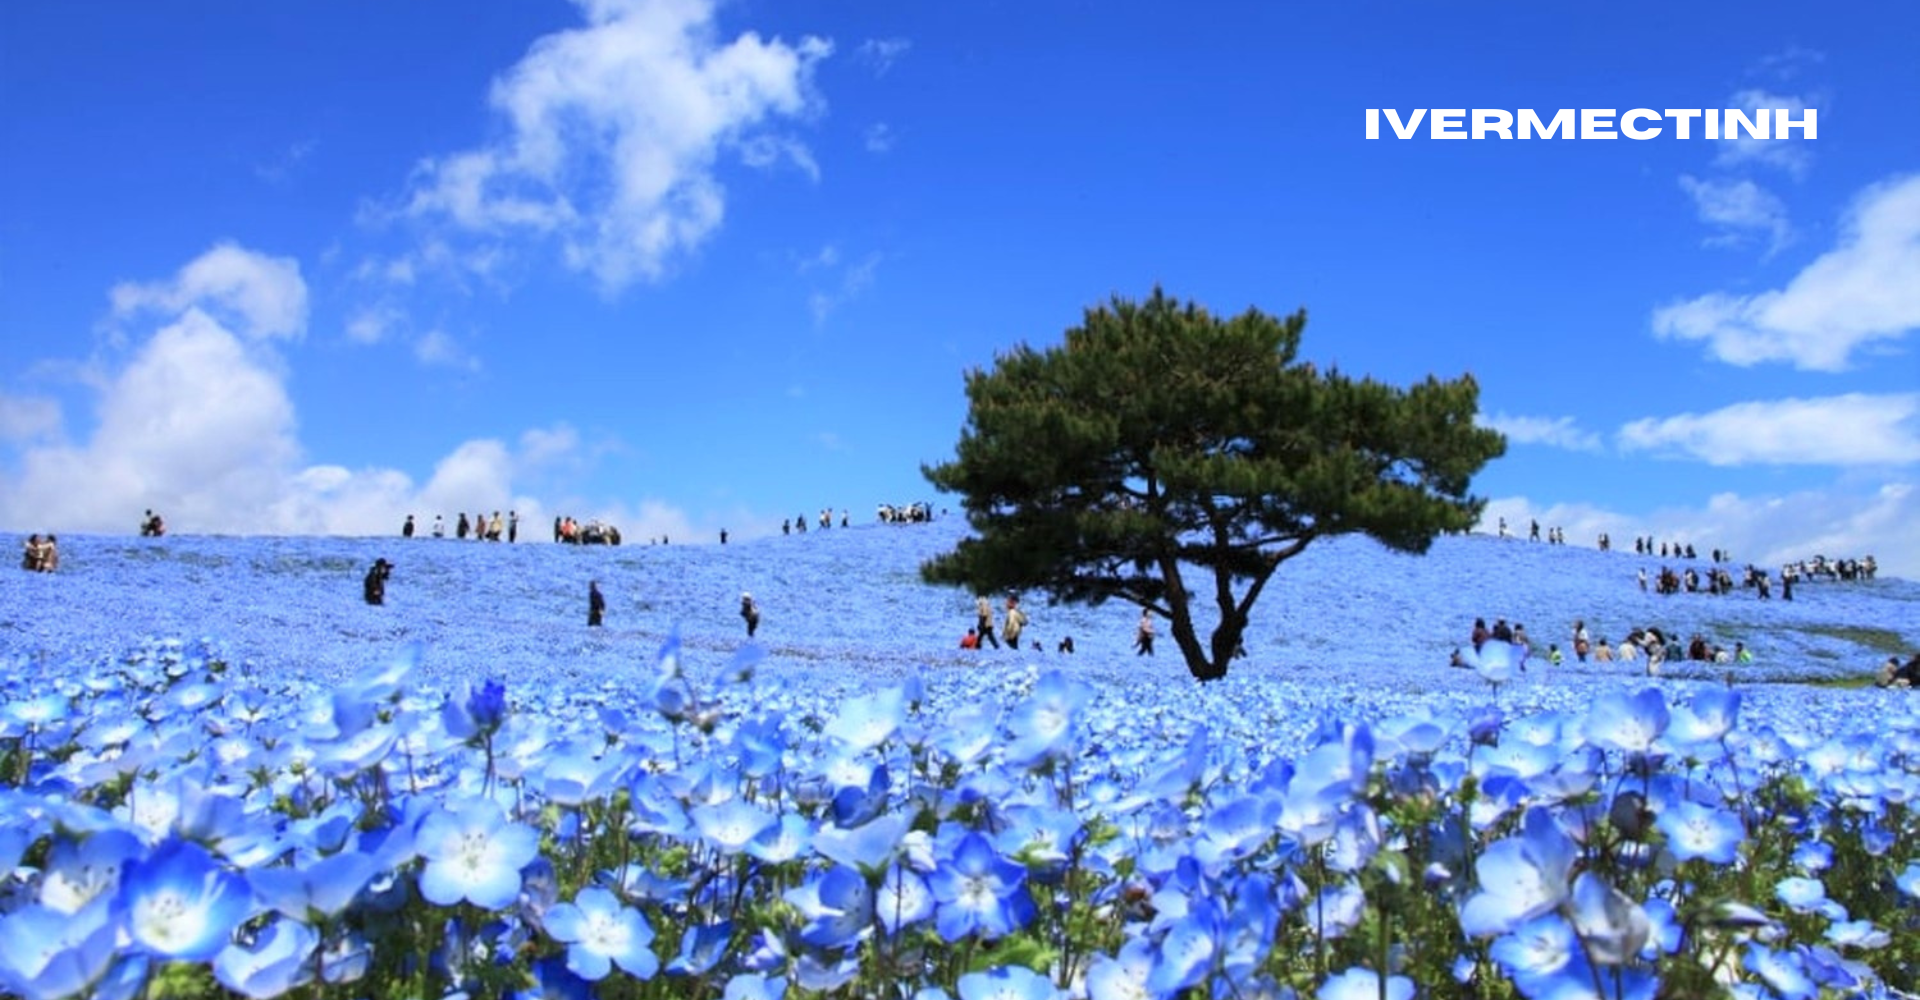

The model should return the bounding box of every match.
[740,592,760,637]
[588,580,606,627]
[363,558,392,606]
[456,513,470,540]
[402,515,416,538]
[508,511,519,544]
[140,510,166,537]
[432,514,445,538]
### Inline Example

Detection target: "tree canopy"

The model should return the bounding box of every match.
[921,288,1507,681]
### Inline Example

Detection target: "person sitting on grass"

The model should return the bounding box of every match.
[960,628,979,650]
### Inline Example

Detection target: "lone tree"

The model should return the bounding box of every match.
[921,288,1506,681]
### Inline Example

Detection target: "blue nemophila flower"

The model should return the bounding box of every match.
[1896,862,1920,899]
[725,973,788,1000]
[956,964,1062,1000]
[543,886,659,981]
[1004,671,1093,767]
[416,799,540,910]
[825,683,907,750]
[1460,807,1577,938]
[1745,943,1816,1000]
[442,678,508,741]
[814,812,911,873]
[212,915,319,999]
[788,864,875,949]
[516,954,593,1000]
[1585,688,1670,757]
[1084,938,1155,1000]
[38,828,144,914]
[666,920,732,976]
[1463,640,1518,687]
[875,862,935,934]
[120,838,251,961]
[692,798,778,854]
[0,899,119,1000]
[1147,907,1218,995]
[1775,876,1846,920]
[929,831,1036,941]
[1824,918,1890,950]
[1666,687,1741,747]
[1655,799,1745,865]
[1318,966,1413,1000]
[248,849,377,921]
[1566,872,1651,966]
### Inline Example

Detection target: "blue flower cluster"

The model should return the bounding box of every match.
[2,631,1918,999]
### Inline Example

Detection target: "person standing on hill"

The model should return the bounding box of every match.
[403,515,415,538]
[457,513,470,540]
[432,514,445,538]
[974,595,1001,649]
[508,511,519,543]
[588,580,606,627]
[1134,609,1156,656]
[363,558,392,605]
[740,592,760,637]
[1003,596,1029,649]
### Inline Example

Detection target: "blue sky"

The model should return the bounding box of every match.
[3,1,1917,573]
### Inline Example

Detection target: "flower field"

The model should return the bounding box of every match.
[2,521,1918,999]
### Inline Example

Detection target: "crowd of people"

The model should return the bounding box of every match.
[1454,614,1754,677]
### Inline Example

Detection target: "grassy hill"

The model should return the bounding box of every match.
[6,518,1914,696]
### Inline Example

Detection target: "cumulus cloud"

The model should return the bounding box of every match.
[0,394,62,444]
[414,329,480,371]
[1479,481,1918,579]
[1479,413,1603,453]
[399,0,831,291]
[1679,174,1791,255]
[0,245,689,541]
[110,243,308,341]
[1617,393,1920,466]
[1652,173,1920,370]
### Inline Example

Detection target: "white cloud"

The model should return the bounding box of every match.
[808,251,880,324]
[400,0,832,291]
[856,37,911,75]
[1479,413,1603,453]
[1679,174,1791,255]
[414,329,479,371]
[1618,393,1920,466]
[110,242,308,341]
[1652,173,1920,370]
[1715,89,1814,176]
[345,305,401,345]
[739,134,820,181]
[863,122,894,154]
[1480,481,1919,579]
[0,394,62,443]
[0,248,684,541]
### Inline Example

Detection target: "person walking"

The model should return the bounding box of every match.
[1003,596,1029,649]
[975,595,1001,649]
[1134,609,1155,656]
[740,592,760,638]
[588,580,606,627]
